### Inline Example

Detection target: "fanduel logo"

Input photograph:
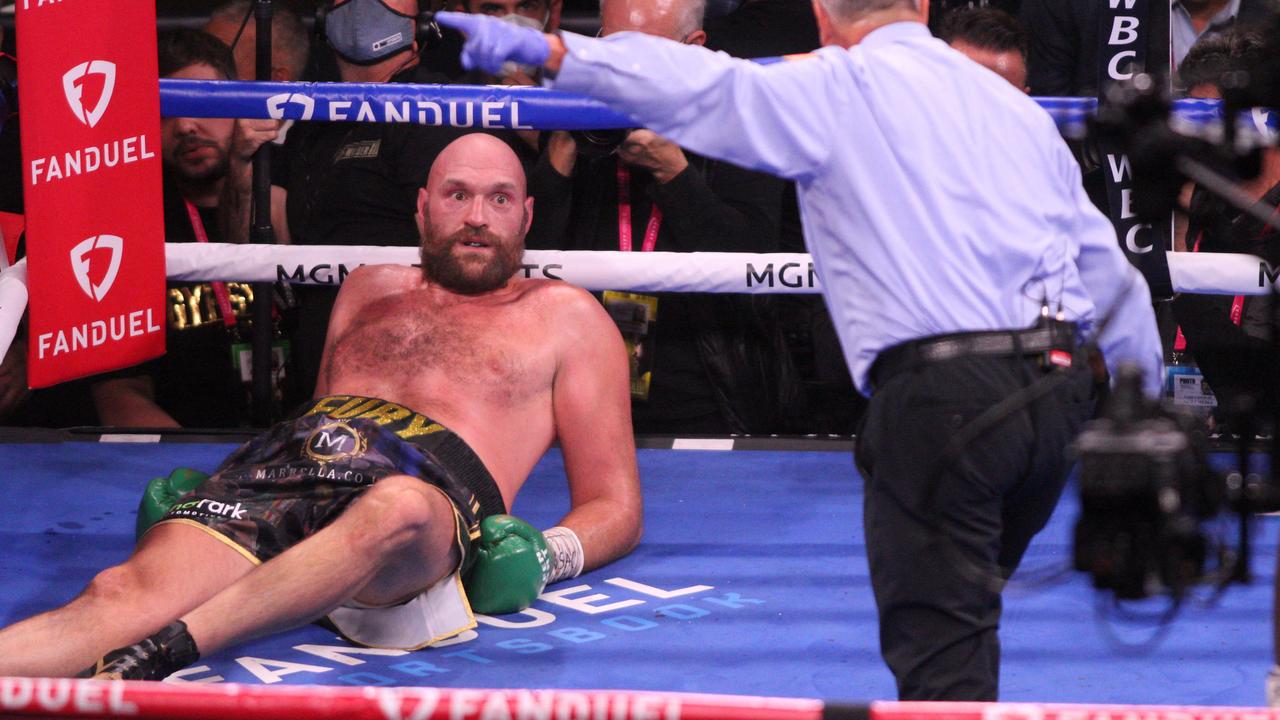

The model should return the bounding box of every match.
[62,60,116,129]
[262,93,533,129]
[69,234,123,302]
[266,92,315,121]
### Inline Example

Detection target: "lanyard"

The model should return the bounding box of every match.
[184,199,238,329]
[616,160,662,252]
[1172,201,1280,352]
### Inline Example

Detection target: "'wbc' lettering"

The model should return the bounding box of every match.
[1105,0,1140,81]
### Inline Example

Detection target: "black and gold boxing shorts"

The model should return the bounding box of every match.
[152,395,508,649]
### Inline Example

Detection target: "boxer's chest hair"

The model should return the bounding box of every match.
[331,294,539,404]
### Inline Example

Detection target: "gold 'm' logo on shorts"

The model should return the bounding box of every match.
[304,421,367,463]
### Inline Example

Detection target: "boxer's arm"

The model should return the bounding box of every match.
[550,285,642,571]
[91,376,181,428]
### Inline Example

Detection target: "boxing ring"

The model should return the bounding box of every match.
[0,434,1276,708]
[3,62,1280,718]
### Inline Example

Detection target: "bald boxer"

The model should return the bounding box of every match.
[0,133,642,680]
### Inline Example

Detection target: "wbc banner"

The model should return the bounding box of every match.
[1094,0,1174,299]
[17,0,165,387]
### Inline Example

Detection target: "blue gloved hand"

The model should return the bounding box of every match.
[434,11,551,76]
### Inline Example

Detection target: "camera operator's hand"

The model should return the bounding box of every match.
[228,119,283,184]
[232,119,282,163]
[617,130,688,184]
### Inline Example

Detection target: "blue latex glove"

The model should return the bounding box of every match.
[434,11,552,76]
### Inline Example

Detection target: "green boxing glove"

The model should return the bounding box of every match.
[135,468,210,541]
[464,514,550,615]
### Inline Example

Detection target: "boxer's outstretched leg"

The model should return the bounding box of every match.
[86,475,458,679]
[0,523,254,677]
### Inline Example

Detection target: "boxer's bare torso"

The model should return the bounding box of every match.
[316,264,613,509]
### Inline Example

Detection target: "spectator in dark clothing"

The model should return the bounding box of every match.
[204,0,311,84]
[1174,182,1280,420]
[530,0,799,435]
[1020,0,1272,98]
[1175,24,1266,96]
[89,30,284,428]
[1170,0,1269,74]
[420,0,563,80]
[702,3,819,259]
[456,0,562,28]
[1170,30,1280,422]
[700,0,856,435]
[223,0,480,407]
[702,0,819,59]
[937,6,1028,92]
[1019,0,1113,98]
[927,0,1022,34]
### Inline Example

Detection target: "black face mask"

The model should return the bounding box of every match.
[325,0,416,64]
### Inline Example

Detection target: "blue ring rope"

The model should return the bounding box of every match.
[158,79,1275,137]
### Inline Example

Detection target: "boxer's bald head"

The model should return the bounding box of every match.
[427,133,528,198]
[417,134,533,294]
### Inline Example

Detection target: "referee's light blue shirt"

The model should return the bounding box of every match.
[549,21,1164,397]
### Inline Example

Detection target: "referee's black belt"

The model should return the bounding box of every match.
[869,323,1077,392]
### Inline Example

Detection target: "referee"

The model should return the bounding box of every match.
[437,0,1163,700]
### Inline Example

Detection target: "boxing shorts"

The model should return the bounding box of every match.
[151,395,507,650]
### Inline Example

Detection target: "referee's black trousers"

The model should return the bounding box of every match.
[855,351,1096,701]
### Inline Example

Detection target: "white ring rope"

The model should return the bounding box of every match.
[166,244,817,292]
[0,245,1274,367]
[167,244,1280,297]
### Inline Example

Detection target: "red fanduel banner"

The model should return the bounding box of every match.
[17,0,165,387]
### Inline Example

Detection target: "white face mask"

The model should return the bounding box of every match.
[493,10,550,77]
[496,10,549,31]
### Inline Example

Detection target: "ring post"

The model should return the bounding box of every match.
[251,0,276,427]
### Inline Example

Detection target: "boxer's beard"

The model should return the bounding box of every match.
[419,210,526,295]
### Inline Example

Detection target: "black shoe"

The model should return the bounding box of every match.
[76,620,200,681]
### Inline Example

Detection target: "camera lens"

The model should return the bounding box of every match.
[569,128,633,159]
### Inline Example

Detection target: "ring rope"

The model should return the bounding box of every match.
[0,247,1273,364]
[163,244,818,292]
[160,244,1280,298]
[160,78,637,132]
[0,677,1276,720]
[0,679,832,720]
[157,79,1269,138]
